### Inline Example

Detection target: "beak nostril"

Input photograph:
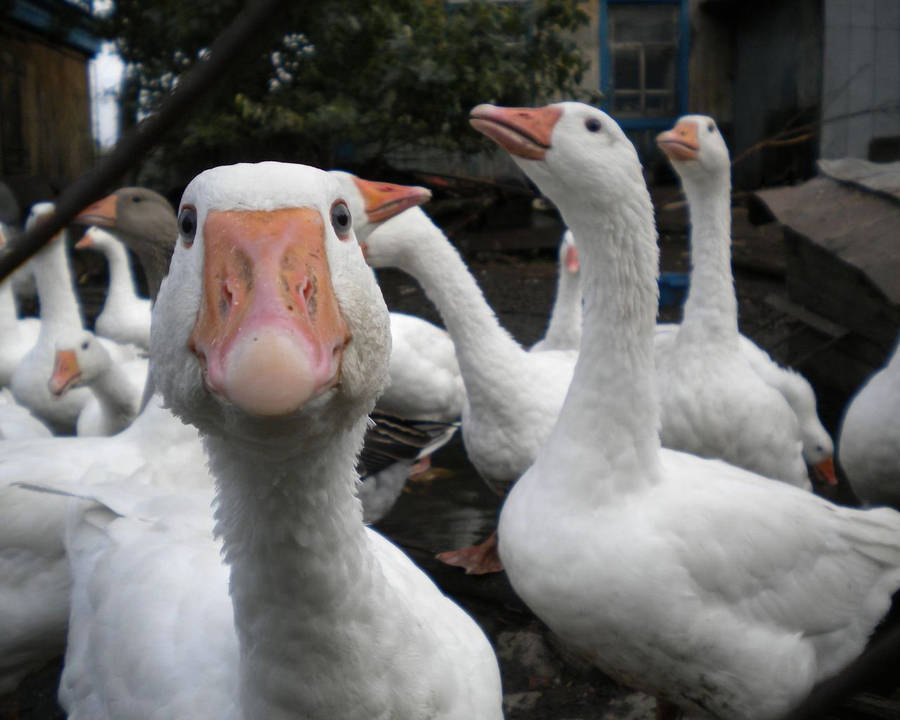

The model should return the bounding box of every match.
[299,278,313,303]
[220,282,235,318]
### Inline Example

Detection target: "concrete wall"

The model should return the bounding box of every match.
[820,0,900,159]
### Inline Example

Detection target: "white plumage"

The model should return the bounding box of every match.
[53,162,503,719]
[472,100,900,720]
[839,335,900,508]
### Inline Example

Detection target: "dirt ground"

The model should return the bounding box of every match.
[3,185,898,719]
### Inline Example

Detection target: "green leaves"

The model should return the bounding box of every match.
[111,0,593,185]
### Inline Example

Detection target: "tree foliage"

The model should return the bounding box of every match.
[103,0,594,189]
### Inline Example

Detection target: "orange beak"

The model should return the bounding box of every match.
[75,193,117,228]
[188,207,351,417]
[564,245,580,274]
[469,104,562,160]
[811,456,838,486]
[49,349,81,396]
[75,231,94,249]
[351,177,432,224]
[656,120,700,161]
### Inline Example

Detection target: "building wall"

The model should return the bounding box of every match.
[820,0,900,159]
[686,0,733,124]
[728,0,822,188]
[0,22,95,190]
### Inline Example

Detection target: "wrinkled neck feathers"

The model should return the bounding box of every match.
[33,235,82,331]
[541,261,581,350]
[536,190,662,502]
[678,169,737,342]
[396,218,527,394]
[204,412,378,717]
[99,239,141,307]
[0,279,16,325]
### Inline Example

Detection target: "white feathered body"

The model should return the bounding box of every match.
[839,340,900,507]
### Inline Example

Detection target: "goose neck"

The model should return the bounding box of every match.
[90,362,139,420]
[204,419,379,716]
[536,194,662,502]
[0,279,17,325]
[541,263,581,350]
[679,174,737,341]
[398,224,526,387]
[101,241,140,307]
[33,235,83,328]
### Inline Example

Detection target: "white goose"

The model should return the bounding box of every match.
[49,328,146,436]
[364,204,578,573]
[652,115,810,488]
[0,225,41,388]
[331,170,466,422]
[530,229,582,353]
[653,116,835,486]
[10,203,92,433]
[0,192,195,694]
[838,335,900,508]
[75,225,152,349]
[475,101,900,720]
[53,162,503,719]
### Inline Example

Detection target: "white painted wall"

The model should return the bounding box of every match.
[821,0,900,159]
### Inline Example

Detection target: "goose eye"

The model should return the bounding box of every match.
[178,206,197,247]
[330,201,352,240]
[585,118,602,133]
[81,341,89,350]
[131,195,143,203]
[707,122,716,133]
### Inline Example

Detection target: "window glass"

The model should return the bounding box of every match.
[608,4,679,118]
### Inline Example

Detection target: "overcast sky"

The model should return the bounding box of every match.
[88,0,123,148]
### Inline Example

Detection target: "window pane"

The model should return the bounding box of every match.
[613,91,642,114]
[609,5,677,44]
[645,92,675,116]
[645,44,676,91]
[613,48,640,89]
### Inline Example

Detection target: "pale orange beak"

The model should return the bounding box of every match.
[657,120,700,161]
[811,456,838,486]
[188,207,351,417]
[351,177,431,224]
[49,349,81,396]
[469,104,563,160]
[75,193,117,228]
[75,231,94,249]
[564,245,580,274]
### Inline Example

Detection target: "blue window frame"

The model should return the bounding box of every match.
[599,0,689,132]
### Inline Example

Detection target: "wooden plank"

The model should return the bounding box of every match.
[755,178,900,305]
[817,158,900,204]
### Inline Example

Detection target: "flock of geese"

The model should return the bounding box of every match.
[0,102,898,719]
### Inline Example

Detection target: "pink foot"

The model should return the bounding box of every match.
[436,531,503,575]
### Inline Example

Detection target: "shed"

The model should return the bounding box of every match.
[0,0,101,216]
[753,159,900,410]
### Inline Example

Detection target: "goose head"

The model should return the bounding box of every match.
[329,170,431,246]
[75,187,177,302]
[24,202,67,258]
[656,115,730,187]
[74,225,119,254]
[470,102,647,217]
[48,329,111,396]
[151,162,390,444]
[787,373,836,484]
